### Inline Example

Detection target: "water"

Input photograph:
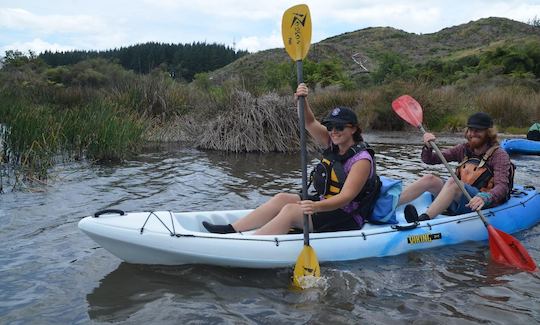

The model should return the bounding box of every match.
[1,132,539,324]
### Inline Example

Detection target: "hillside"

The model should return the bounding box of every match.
[210,17,540,83]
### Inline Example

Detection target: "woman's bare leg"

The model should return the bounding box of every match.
[254,202,313,235]
[232,193,300,232]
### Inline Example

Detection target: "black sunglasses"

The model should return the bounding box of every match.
[325,123,351,132]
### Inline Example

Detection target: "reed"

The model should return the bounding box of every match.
[0,101,61,179]
[108,72,191,121]
[0,96,145,182]
[61,100,146,162]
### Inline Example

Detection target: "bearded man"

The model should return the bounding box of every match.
[398,112,514,222]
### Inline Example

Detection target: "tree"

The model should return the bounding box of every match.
[371,52,413,84]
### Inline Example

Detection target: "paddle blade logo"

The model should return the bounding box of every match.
[282,4,312,61]
[290,12,307,28]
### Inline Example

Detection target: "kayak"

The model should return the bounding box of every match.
[501,138,540,155]
[78,185,540,268]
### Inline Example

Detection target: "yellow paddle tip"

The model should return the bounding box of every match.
[293,245,321,289]
[281,4,312,61]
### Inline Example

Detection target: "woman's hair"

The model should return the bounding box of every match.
[464,126,499,145]
[353,124,364,143]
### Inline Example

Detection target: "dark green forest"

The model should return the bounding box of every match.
[38,42,248,81]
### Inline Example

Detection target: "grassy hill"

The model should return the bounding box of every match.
[211,17,540,84]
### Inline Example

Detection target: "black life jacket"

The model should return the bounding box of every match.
[527,130,540,141]
[310,142,382,220]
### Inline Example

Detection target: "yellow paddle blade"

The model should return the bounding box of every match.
[293,245,320,288]
[281,4,312,61]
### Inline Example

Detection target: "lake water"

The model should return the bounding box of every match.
[1,132,539,324]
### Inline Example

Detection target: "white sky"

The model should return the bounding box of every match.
[1,0,539,55]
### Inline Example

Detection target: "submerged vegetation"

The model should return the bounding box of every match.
[1,18,540,187]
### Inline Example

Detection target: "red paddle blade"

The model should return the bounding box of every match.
[487,226,537,272]
[391,95,423,128]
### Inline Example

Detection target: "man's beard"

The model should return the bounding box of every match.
[467,133,488,149]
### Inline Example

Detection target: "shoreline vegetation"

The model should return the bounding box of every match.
[1,21,540,189]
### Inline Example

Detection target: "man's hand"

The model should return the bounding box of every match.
[467,195,486,211]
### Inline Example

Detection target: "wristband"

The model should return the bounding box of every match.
[475,192,493,206]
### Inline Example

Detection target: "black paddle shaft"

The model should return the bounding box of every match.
[296,60,310,246]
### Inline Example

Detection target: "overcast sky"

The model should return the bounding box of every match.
[1,0,539,56]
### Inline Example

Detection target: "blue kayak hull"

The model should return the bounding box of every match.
[501,138,540,155]
[79,186,540,268]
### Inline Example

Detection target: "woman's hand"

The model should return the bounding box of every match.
[295,83,308,101]
[297,200,318,215]
[423,132,436,148]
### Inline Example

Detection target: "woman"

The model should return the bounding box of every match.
[203,83,380,235]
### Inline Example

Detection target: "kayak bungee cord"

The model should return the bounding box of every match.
[140,211,176,236]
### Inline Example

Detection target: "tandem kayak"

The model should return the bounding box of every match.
[78,186,540,268]
[501,138,540,155]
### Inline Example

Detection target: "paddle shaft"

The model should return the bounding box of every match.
[418,125,490,227]
[296,60,311,246]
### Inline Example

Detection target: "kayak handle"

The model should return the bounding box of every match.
[94,209,126,218]
[392,222,419,231]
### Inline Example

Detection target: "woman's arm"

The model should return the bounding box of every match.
[295,83,329,147]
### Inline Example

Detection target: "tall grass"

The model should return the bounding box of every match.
[61,100,146,162]
[475,85,540,129]
[0,95,145,182]
[1,103,60,180]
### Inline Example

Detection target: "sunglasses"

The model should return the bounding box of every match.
[325,123,352,132]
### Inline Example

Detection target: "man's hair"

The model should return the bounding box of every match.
[464,127,499,145]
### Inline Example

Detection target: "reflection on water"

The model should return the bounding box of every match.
[1,132,539,324]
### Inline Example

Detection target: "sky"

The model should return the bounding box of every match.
[1,0,539,56]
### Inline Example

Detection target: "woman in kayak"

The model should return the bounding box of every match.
[203,83,381,235]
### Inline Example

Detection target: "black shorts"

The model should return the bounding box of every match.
[311,209,361,233]
[300,193,361,233]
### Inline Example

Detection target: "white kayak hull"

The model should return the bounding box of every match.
[78,186,540,268]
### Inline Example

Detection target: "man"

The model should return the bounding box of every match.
[399,112,513,222]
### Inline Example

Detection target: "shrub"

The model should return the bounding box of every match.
[474,86,540,128]
[195,90,299,152]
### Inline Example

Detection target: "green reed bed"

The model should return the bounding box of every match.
[0,96,145,187]
[61,100,146,162]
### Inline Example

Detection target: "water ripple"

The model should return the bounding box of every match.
[1,136,539,324]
